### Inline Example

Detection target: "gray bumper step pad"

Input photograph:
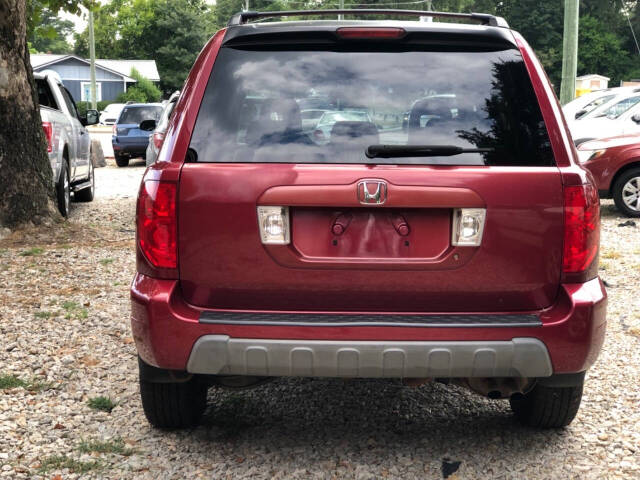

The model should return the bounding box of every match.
[186,336,552,378]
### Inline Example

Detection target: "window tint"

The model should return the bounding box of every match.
[118,106,163,124]
[36,79,59,110]
[191,46,553,166]
[59,87,78,119]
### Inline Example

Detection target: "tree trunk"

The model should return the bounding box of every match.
[0,0,58,228]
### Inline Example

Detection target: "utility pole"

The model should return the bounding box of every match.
[88,9,97,110]
[559,0,579,105]
[339,0,344,21]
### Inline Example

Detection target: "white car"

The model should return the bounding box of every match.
[563,89,621,121]
[569,97,640,144]
[99,103,125,125]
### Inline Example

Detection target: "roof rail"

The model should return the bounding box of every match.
[228,9,509,28]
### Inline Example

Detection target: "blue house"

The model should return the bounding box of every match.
[31,54,160,103]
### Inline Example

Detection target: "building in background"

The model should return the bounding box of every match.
[575,74,610,97]
[30,54,160,102]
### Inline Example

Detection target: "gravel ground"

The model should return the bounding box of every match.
[1,162,639,479]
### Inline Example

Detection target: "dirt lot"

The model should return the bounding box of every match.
[1,161,639,479]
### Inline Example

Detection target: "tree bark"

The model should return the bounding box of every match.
[0,0,58,228]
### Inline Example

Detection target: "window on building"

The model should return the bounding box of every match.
[81,82,102,102]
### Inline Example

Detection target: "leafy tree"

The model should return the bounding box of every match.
[31,7,74,53]
[117,67,162,102]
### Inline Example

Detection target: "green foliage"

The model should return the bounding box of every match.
[87,396,116,412]
[19,247,44,256]
[38,455,102,474]
[76,100,114,116]
[0,374,54,391]
[77,437,137,456]
[117,67,162,103]
[30,8,74,53]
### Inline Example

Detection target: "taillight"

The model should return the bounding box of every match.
[563,184,600,273]
[137,180,177,269]
[112,124,117,135]
[42,122,53,152]
[336,27,406,39]
[152,132,165,150]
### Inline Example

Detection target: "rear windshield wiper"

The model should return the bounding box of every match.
[365,144,493,159]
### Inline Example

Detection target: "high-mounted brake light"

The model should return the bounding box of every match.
[336,27,406,40]
[563,184,600,273]
[41,122,53,153]
[137,180,177,269]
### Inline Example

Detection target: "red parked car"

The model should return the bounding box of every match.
[577,134,640,217]
[131,9,606,429]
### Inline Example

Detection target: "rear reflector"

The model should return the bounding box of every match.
[563,184,600,273]
[42,122,53,153]
[336,27,406,40]
[137,181,177,269]
[152,132,165,150]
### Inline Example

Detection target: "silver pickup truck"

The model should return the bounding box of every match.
[35,71,99,217]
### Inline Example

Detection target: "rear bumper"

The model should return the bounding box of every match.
[130,275,607,378]
[112,138,149,156]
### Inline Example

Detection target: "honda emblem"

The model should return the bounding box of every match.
[357,180,387,205]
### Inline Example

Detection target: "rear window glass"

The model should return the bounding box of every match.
[118,106,162,124]
[190,46,554,166]
[36,79,58,110]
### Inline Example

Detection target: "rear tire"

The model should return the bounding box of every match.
[139,375,207,428]
[74,160,94,202]
[115,155,129,167]
[56,160,70,217]
[510,382,583,428]
[612,167,640,217]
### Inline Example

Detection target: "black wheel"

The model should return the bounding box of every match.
[612,167,640,217]
[74,160,94,202]
[115,155,129,167]
[56,159,70,217]
[139,374,207,429]
[510,382,583,428]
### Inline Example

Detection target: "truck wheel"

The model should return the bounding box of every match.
[115,155,129,168]
[139,376,208,428]
[74,160,94,202]
[612,167,640,217]
[510,382,583,428]
[56,160,70,217]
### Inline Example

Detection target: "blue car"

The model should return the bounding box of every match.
[112,103,163,167]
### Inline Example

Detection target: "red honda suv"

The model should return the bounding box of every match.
[131,9,607,429]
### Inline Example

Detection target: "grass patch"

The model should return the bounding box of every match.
[99,258,114,266]
[601,250,622,260]
[62,301,88,320]
[0,374,54,392]
[38,455,102,474]
[0,374,27,389]
[87,396,116,413]
[34,311,51,319]
[19,247,44,256]
[77,437,136,456]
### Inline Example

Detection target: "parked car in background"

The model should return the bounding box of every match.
[144,91,180,166]
[300,109,329,132]
[313,110,374,143]
[99,103,125,126]
[36,71,98,217]
[132,9,606,430]
[577,134,640,216]
[112,103,163,167]
[562,87,638,121]
[569,94,640,145]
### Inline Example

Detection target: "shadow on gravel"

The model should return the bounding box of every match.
[188,377,568,462]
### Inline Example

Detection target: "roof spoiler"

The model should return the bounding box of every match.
[228,9,509,28]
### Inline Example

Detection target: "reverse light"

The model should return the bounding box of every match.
[452,208,486,246]
[41,122,53,152]
[563,184,600,273]
[137,181,177,269]
[336,27,406,39]
[257,206,290,245]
